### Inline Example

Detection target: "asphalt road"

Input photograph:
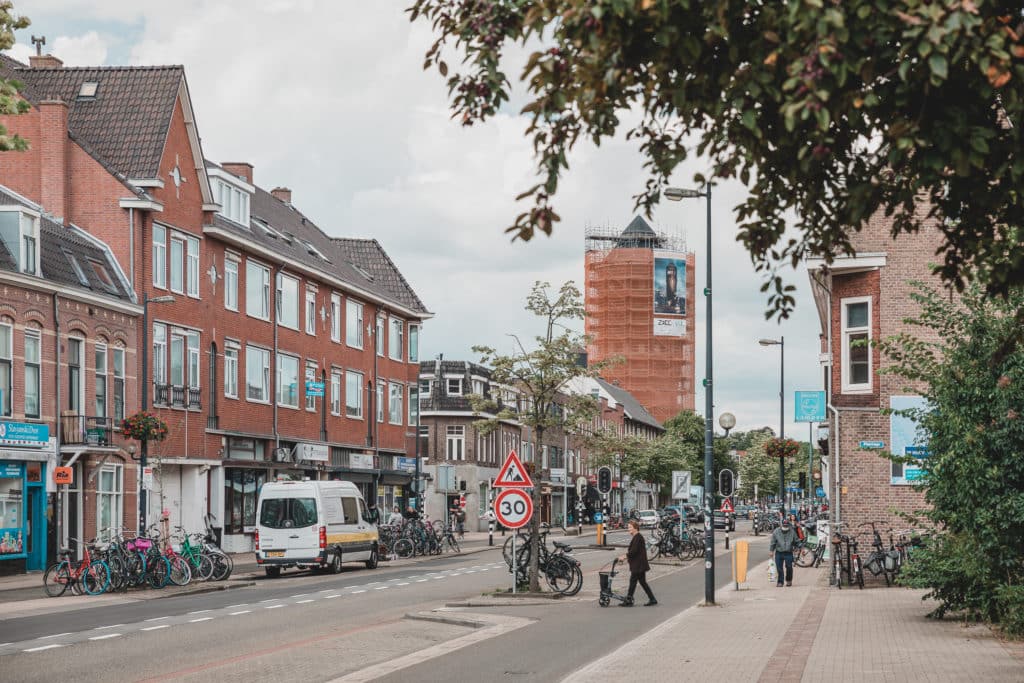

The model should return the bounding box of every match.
[0,525,770,682]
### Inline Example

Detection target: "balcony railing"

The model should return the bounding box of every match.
[61,414,114,446]
[154,384,202,410]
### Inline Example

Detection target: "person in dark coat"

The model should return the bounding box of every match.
[618,520,657,606]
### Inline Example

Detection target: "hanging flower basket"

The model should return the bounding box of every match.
[120,410,169,442]
[766,437,801,459]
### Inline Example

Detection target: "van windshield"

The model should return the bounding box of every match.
[260,498,318,529]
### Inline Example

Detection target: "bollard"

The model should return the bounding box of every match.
[725,528,730,550]
[488,520,494,546]
[732,540,749,590]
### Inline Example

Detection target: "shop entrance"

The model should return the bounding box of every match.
[26,483,46,570]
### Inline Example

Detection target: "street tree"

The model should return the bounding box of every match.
[736,431,806,502]
[410,1,1024,319]
[471,281,609,591]
[0,1,30,151]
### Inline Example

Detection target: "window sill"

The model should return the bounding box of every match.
[246,313,271,323]
[840,386,872,395]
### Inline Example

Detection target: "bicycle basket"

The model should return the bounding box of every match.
[126,538,153,552]
[884,551,900,571]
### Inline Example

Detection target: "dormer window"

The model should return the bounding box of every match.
[77,81,99,99]
[0,207,40,276]
[208,168,254,227]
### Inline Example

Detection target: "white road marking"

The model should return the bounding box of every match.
[142,624,170,631]
[415,579,428,583]
[325,594,341,599]
[296,599,314,604]
[265,604,284,609]
[24,644,63,652]
[188,609,211,615]
[229,610,252,615]
[145,616,168,622]
[189,617,213,623]
[225,604,247,608]
[374,586,389,590]
[351,590,366,594]
[89,633,121,640]
[396,582,410,586]
[291,593,309,598]
[260,598,280,603]
[465,570,477,574]
[94,624,124,630]
[39,633,71,639]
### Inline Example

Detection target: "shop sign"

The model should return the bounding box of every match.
[350,453,375,469]
[296,443,329,462]
[396,457,417,473]
[0,421,50,448]
[54,467,73,486]
[0,463,21,477]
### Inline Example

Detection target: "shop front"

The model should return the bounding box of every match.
[0,421,53,574]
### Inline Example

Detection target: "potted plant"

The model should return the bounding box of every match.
[765,437,801,460]
[120,410,169,442]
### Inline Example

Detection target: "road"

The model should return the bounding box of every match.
[0,525,769,682]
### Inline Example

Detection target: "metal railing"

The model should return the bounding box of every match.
[154,384,202,410]
[61,414,114,446]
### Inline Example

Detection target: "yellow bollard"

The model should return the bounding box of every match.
[596,522,604,546]
[733,540,749,589]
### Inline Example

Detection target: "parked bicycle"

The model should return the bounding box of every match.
[43,537,111,597]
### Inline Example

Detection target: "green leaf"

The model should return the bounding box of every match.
[929,54,947,80]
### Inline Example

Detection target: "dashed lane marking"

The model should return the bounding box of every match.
[94,624,124,630]
[189,617,213,623]
[374,586,389,590]
[291,593,309,598]
[229,610,252,615]
[88,633,121,640]
[351,590,366,594]
[415,579,428,582]
[24,644,63,652]
[142,625,170,631]
[145,616,168,622]
[296,599,314,604]
[396,582,409,586]
[265,604,285,609]
[39,633,71,639]
[326,594,341,599]
[260,598,280,603]
[188,609,211,615]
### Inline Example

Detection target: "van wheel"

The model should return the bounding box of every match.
[330,551,343,574]
[365,547,379,570]
[265,566,282,578]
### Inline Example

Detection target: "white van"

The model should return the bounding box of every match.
[255,479,379,577]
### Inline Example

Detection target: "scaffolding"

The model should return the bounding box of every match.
[584,219,696,424]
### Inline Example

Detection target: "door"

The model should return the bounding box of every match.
[26,484,46,570]
[259,495,318,558]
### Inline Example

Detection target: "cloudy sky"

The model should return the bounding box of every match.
[10,1,825,438]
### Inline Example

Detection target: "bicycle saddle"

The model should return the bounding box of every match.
[553,541,573,552]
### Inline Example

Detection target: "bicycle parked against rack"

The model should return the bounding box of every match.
[504,526,583,595]
[43,537,111,597]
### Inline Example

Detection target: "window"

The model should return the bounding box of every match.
[408,385,418,425]
[224,258,238,311]
[471,379,485,396]
[169,235,184,293]
[169,331,185,387]
[330,294,341,342]
[376,381,385,423]
[24,329,40,418]
[346,300,363,348]
[389,318,404,361]
[0,209,40,276]
[331,370,342,415]
[224,468,266,535]
[277,353,299,407]
[22,229,36,275]
[409,325,419,363]
[215,180,251,226]
[187,331,200,388]
[276,273,299,329]
[305,361,317,411]
[89,261,118,294]
[419,379,431,394]
[112,347,124,422]
[152,324,166,390]
[259,497,317,528]
[447,378,462,395]
[152,225,166,288]
[246,261,270,320]
[446,425,465,461]
[245,346,270,402]
[67,337,83,412]
[389,382,403,424]
[376,315,384,356]
[94,343,108,418]
[0,323,10,416]
[224,342,239,398]
[841,297,872,392]
[305,290,317,335]
[346,370,363,418]
[186,236,200,297]
[96,465,123,542]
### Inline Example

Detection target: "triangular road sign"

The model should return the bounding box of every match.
[720,498,734,513]
[494,449,534,488]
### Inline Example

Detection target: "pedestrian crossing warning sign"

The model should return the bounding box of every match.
[494,449,534,488]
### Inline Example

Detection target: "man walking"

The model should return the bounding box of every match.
[770,516,799,587]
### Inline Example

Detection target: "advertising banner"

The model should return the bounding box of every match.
[890,395,930,484]
[653,252,687,317]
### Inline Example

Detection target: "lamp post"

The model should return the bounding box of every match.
[139,293,175,533]
[759,337,785,507]
[665,182,714,605]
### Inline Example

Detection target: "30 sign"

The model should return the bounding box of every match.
[493,489,533,529]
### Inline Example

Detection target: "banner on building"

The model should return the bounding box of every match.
[653,252,687,336]
[890,395,930,484]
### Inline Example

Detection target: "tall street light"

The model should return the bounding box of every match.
[139,293,175,532]
[759,337,785,506]
[665,182,714,605]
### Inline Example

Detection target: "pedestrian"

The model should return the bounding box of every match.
[365,500,381,526]
[404,505,421,521]
[617,520,657,607]
[770,515,799,587]
[387,506,403,526]
[455,507,466,538]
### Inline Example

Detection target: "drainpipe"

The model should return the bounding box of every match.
[128,208,135,285]
[273,266,281,452]
[818,270,841,528]
[53,293,62,558]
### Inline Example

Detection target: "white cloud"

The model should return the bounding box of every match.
[9,1,825,437]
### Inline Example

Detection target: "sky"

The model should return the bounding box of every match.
[9,1,825,439]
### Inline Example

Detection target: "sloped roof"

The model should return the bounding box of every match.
[617,216,664,248]
[596,377,663,430]
[0,54,182,179]
[0,187,133,301]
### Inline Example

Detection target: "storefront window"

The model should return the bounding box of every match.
[224,468,266,534]
[0,463,24,555]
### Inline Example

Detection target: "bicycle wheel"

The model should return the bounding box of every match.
[146,555,171,588]
[394,538,414,559]
[446,535,461,554]
[544,556,576,595]
[647,538,662,561]
[43,562,71,597]
[854,556,864,589]
[794,544,815,568]
[194,553,215,581]
[106,553,128,592]
[167,555,192,586]
[210,552,233,581]
[81,561,111,595]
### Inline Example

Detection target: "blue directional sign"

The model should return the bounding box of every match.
[592,512,603,523]
[815,486,825,498]
[794,391,827,422]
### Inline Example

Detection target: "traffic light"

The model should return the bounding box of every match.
[597,466,612,494]
[719,469,734,497]
[799,471,807,491]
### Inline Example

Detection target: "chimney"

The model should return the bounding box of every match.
[221,162,253,185]
[271,187,292,204]
[38,100,69,223]
[29,54,63,69]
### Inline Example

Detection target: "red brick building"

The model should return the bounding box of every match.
[0,51,429,556]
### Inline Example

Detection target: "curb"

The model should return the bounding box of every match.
[404,612,486,629]
[153,580,256,599]
[446,599,557,607]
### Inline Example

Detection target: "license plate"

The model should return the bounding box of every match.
[265,551,285,558]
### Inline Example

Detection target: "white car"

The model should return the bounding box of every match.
[636,509,659,528]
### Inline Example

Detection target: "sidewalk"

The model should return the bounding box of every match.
[565,561,1024,682]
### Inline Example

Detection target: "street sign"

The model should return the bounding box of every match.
[494,450,534,488]
[720,498,734,513]
[593,512,603,523]
[859,440,885,450]
[575,475,587,498]
[794,391,827,422]
[493,489,533,529]
[459,495,466,509]
[815,486,825,497]
[672,470,691,500]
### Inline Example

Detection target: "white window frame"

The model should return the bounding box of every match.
[152,324,167,388]
[840,296,872,393]
[330,293,341,342]
[186,236,200,298]
[224,341,239,399]
[346,300,364,349]
[376,380,385,423]
[187,331,200,389]
[331,370,342,416]
[277,352,300,408]
[376,314,385,357]
[389,382,403,425]
[96,464,123,543]
[447,378,462,396]
[246,260,271,321]
[276,273,299,330]
[169,234,185,294]
[224,257,238,311]
[94,342,108,418]
[305,361,318,412]
[245,345,270,404]
[112,346,125,422]
[152,224,166,289]
[446,425,465,461]
[409,324,419,363]
[346,370,364,418]
[408,385,418,425]
[305,290,317,336]
[23,328,40,419]
[389,318,404,362]
[0,322,11,417]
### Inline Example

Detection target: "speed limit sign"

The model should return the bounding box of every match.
[493,489,533,529]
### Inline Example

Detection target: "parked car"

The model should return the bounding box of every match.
[712,510,736,532]
[681,504,704,524]
[636,509,659,528]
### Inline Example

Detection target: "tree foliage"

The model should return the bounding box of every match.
[877,283,1024,634]
[0,2,29,151]
[736,430,814,501]
[471,280,607,591]
[410,0,1024,318]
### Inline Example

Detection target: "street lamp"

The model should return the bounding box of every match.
[759,337,785,506]
[665,182,714,605]
[139,293,175,533]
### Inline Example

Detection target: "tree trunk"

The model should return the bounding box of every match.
[529,427,543,592]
